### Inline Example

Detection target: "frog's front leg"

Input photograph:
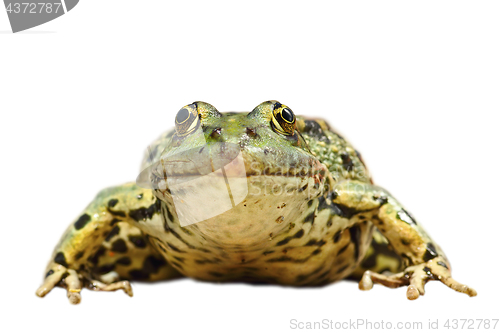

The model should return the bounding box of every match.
[36,182,176,304]
[332,180,477,300]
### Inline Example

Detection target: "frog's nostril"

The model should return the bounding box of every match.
[246,128,257,137]
[210,128,222,138]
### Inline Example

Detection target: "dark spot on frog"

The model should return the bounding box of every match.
[437,261,448,269]
[180,227,194,236]
[164,205,175,224]
[263,250,274,255]
[88,246,106,265]
[166,242,186,253]
[302,120,331,143]
[75,251,84,260]
[209,271,224,278]
[54,252,68,267]
[294,229,305,238]
[137,193,143,200]
[94,264,115,275]
[276,237,291,246]
[349,225,361,260]
[110,218,121,225]
[143,255,167,274]
[340,152,354,171]
[305,239,317,246]
[129,256,167,280]
[108,199,119,208]
[273,102,282,110]
[401,238,411,245]
[174,256,185,263]
[424,243,439,261]
[372,195,388,206]
[333,230,343,243]
[116,257,131,266]
[170,261,182,270]
[107,207,126,217]
[276,229,304,246]
[157,243,168,253]
[148,145,159,162]
[111,239,128,253]
[400,253,411,267]
[331,190,338,200]
[129,200,162,222]
[295,266,324,284]
[311,249,321,255]
[129,269,149,280]
[303,211,315,224]
[335,264,350,275]
[128,235,147,248]
[266,256,294,263]
[316,270,330,281]
[337,243,350,255]
[74,213,91,230]
[105,226,120,242]
[45,269,54,278]
[298,183,308,192]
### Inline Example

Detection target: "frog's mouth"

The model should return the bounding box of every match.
[136,142,327,227]
[137,142,326,186]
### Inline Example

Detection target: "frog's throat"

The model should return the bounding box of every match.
[155,172,326,247]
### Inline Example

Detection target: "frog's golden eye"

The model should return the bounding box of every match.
[175,103,200,137]
[271,102,296,136]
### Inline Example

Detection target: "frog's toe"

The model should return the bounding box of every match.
[359,257,477,300]
[36,265,83,304]
[36,263,134,304]
[87,279,133,297]
[359,270,407,291]
[438,271,477,297]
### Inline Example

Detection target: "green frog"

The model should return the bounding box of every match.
[36,101,477,304]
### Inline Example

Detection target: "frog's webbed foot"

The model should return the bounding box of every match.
[36,264,133,305]
[358,257,477,300]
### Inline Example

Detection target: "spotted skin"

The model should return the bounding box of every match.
[36,101,476,304]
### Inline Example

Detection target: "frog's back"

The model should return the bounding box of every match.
[295,116,371,184]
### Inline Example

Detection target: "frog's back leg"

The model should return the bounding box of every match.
[36,183,182,304]
[348,227,403,280]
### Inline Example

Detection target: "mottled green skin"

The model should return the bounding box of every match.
[36,101,476,304]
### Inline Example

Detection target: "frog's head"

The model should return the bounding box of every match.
[140,101,329,247]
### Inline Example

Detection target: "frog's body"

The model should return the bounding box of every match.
[36,101,476,304]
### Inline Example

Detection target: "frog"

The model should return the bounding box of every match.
[36,101,477,304]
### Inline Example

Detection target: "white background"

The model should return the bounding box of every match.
[1,1,499,332]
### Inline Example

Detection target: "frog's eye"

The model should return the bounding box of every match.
[271,102,296,136]
[175,104,200,137]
